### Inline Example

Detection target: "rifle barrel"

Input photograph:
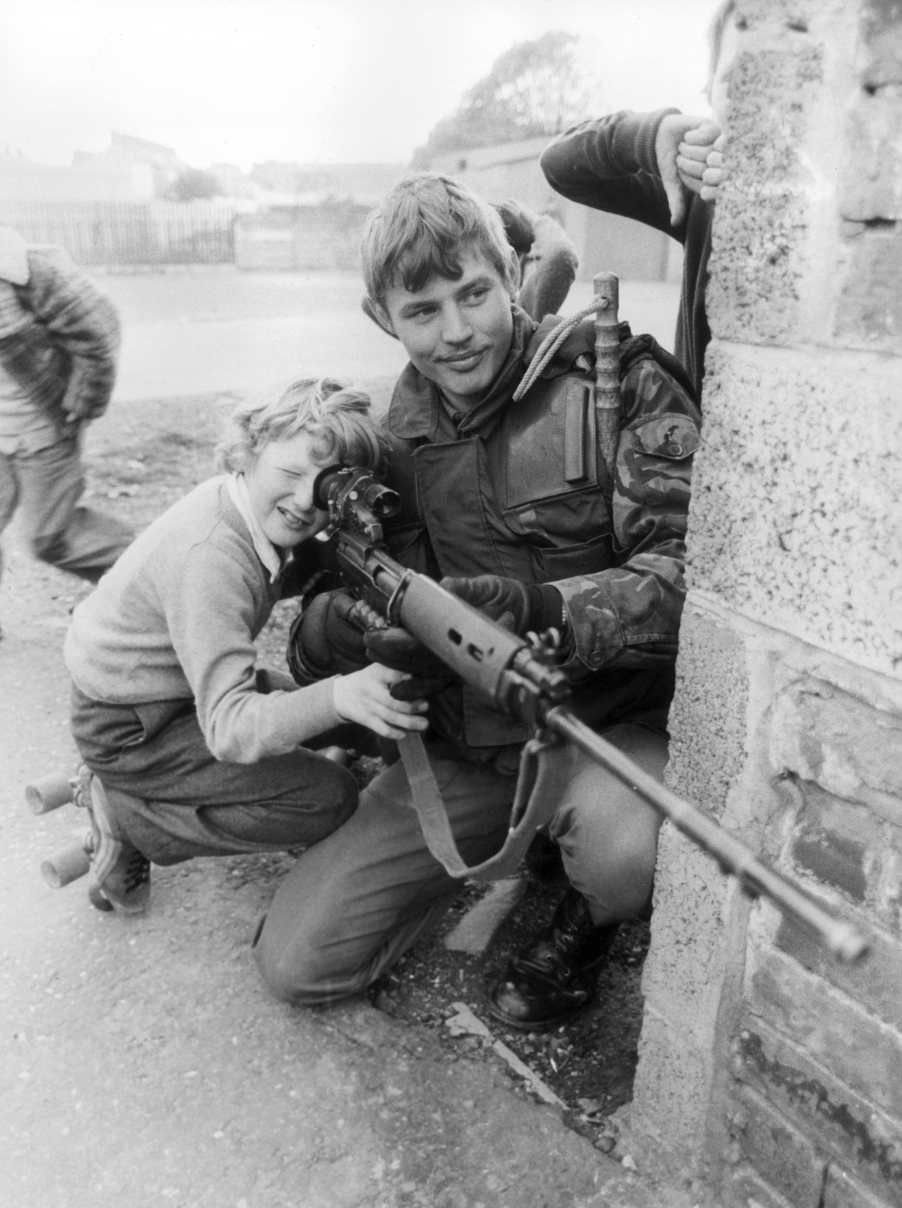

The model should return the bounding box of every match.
[546,706,870,964]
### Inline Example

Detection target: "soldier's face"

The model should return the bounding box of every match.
[381,248,514,414]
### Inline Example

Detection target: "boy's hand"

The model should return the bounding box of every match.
[332,664,429,740]
[655,114,713,226]
[701,134,726,202]
[676,120,723,201]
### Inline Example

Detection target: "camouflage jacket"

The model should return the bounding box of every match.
[380,305,702,763]
[0,227,120,430]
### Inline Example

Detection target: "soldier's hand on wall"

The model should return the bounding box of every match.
[655,113,711,226]
[700,134,727,203]
[675,120,722,200]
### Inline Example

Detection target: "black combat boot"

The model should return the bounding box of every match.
[488,888,619,1030]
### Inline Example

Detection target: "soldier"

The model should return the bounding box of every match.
[539,0,740,400]
[253,172,701,1032]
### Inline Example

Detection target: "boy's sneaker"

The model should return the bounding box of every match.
[85,776,151,914]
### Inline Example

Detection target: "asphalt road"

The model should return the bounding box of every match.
[99,267,679,404]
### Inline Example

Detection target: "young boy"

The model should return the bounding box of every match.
[538,0,740,400]
[0,225,133,628]
[253,174,701,1031]
[64,377,428,915]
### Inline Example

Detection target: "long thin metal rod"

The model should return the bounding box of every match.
[546,706,870,964]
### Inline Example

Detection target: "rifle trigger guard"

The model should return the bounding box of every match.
[385,568,415,626]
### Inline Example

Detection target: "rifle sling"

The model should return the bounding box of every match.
[396,732,561,883]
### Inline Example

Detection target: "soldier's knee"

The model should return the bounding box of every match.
[251,914,361,1006]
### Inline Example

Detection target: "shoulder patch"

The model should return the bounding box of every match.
[630,413,700,460]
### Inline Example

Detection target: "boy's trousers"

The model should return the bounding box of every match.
[0,432,133,582]
[69,687,361,864]
[252,723,668,1005]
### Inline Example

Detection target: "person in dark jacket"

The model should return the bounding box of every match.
[252,171,701,1031]
[0,226,133,617]
[539,0,740,400]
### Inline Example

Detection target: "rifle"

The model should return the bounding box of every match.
[309,460,870,966]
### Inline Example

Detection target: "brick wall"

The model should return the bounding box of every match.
[628,3,902,1206]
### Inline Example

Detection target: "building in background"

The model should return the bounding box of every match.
[233,162,407,271]
[74,133,189,198]
[431,136,681,284]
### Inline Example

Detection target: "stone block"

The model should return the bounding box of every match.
[630,1005,713,1160]
[834,222,902,354]
[859,0,902,89]
[735,1014,902,1200]
[688,343,902,676]
[641,830,729,1033]
[708,40,821,347]
[734,1084,827,1207]
[665,605,749,819]
[745,942,902,1118]
[777,910,902,1030]
[783,779,881,902]
[770,678,902,824]
[841,92,902,222]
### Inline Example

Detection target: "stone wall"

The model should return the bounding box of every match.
[629,3,902,1206]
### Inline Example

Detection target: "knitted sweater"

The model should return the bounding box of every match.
[0,226,120,448]
[64,476,340,764]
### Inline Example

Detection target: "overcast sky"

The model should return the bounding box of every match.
[0,0,720,171]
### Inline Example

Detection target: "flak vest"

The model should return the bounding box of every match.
[380,326,694,762]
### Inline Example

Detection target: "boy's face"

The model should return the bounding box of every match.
[243,428,331,549]
[380,248,514,413]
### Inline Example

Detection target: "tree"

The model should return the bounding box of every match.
[413,32,603,167]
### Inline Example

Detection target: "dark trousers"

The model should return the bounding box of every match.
[0,434,133,582]
[69,686,360,866]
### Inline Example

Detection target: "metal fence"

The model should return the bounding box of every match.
[0,200,238,266]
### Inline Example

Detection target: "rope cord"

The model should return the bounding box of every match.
[512,298,608,403]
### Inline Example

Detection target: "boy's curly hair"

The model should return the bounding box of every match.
[215,376,388,475]
[361,172,518,314]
